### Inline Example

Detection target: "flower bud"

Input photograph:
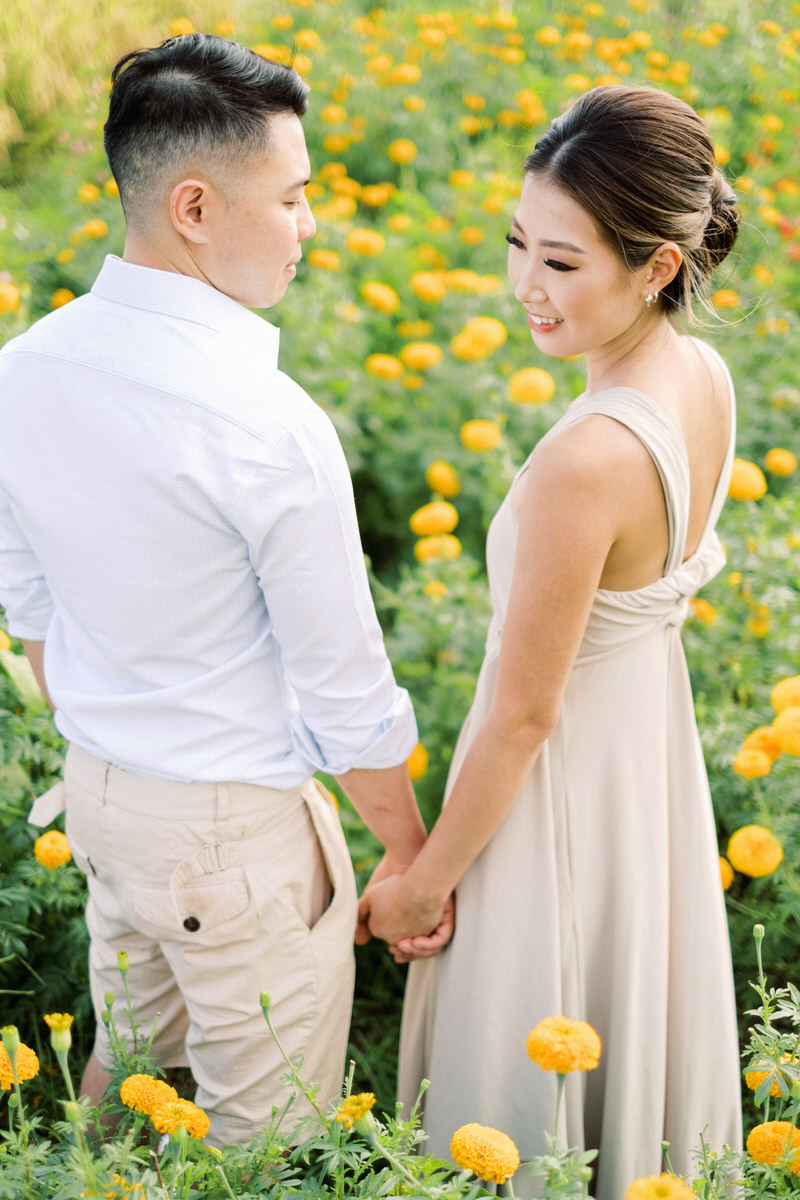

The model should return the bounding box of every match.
[104,991,115,1009]
[259,991,272,1014]
[64,1100,82,1124]
[117,951,130,974]
[2,1026,20,1057]
[754,924,765,943]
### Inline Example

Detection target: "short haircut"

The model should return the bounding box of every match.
[104,34,309,224]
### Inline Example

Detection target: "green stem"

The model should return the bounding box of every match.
[366,1128,437,1196]
[215,1164,238,1200]
[553,1074,566,1146]
[261,1002,325,1121]
[55,1047,77,1103]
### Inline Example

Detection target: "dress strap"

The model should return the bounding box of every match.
[688,337,737,544]
[557,387,690,576]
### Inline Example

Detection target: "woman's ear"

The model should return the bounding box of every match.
[642,241,683,298]
[169,178,211,244]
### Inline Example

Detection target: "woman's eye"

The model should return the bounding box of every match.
[544,259,577,272]
[505,231,525,249]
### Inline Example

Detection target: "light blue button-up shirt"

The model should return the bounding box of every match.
[0,255,417,786]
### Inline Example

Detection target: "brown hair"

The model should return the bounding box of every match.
[524,85,739,317]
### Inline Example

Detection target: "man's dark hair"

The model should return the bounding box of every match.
[104,34,309,222]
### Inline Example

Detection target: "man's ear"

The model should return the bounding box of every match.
[169,178,211,244]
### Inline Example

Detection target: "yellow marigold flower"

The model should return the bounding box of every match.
[450,1123,520,1185]
[51,288,76,309]
[745,1056,797,1098]
[527,1016,602,1074]
[624,1173,698,1199]
[535,26,561,45]
[78,182,101,203]
[0,1043,40,1089]
[450,169,474,188]
[424,580,447,598]
[150,1097,209,1139]
[732,748,771,779]
[346,228,385,256]
[292,55,313,78]
[361,183,396,207]
[460,419,501,452]
[747,1121,800,1174]
[728,458,767,501]
[459,226,484,246]
[414,534,462,562]
[711,288,740,309]
[397,320,432,339]
[765,448,797,476]
[366,54,393,75]
[295,29,320,50]
[404,95,426,113]
[213,19,235,37]
[451,316,508,361]
[508,367,556,405]
[120,1073,179,1115]
[388,138,417,165]
[771,677,800,714]
[0,629,11,650]
[727,825,783,877]
[410,271,447,302]
[426,459,460,497]
[719,856,734,890]
[43,1012,74,1033]
[0,283,20,314]
[365,353,403,380]
[83,219,109,239]
[400,342,443,371]
[689,597,717,625]
[387,63,422,85]
[34,830,72,868]
[447,269,482,293]
[410,500,458,536]
[361,282,399,314]
[742,726,782,762]
[335,1091,376,1130]
[168,18,194,37]
[307,249,340,271]
[406,743,429,779]
[320,103,347,124]
[773,707,800,755]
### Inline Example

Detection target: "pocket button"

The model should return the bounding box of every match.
[183,916,201,932]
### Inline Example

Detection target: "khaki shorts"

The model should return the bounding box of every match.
[62,743,358,1147]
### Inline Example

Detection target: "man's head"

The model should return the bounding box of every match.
[104,35,315,307]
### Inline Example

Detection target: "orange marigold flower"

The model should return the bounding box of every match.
[526,1016,602,1073]
[335,1091,376,1130]
[746,1121,800,1174]
[460,419,501,452]
[400,342,443,371]
[732,747,772,779]
[624,1172,698,1199]
[150,1097,210,1139]
[407,742,429,779]
[414,534,462,562]
[425,460,460,498]
[388,138,417,164]
[771,676,800,714]
[728,458,767,501]
[34,830,72,868]
[0,282,21,314]
[51,288,76,309]
[773,707,800,755]
[764,448,797,476]
[508,367,556,405]
[365,353,403,380]
[120,1074,179,1115]
[83,219,109,239]
[0,1043,40,1089]
[345,228,385,256]
[410,500,458,536]
[361,282,399,313]
[727,825,783,877]
[451,1123,520,1185]
[719,856,734,890]
[307,249,340,271]
[742,726,782,762]
[745,1055,798,1098]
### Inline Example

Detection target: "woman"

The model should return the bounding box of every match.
[360,85,743,1196]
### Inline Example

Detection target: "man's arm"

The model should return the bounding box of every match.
[21,639,54,710]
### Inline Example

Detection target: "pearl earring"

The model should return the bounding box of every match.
[645,291,659,306]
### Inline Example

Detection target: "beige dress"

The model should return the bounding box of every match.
[398,341,743,1198]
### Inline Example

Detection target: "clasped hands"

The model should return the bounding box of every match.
[356,855,455,963]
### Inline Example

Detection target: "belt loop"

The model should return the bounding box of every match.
[216,782,231,822]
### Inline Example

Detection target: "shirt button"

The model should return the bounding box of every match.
[183,916,201,932]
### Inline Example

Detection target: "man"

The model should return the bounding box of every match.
[0,34,449,1147]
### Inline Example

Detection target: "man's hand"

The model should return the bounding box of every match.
[355,853,413,946]
[357,872,450,948]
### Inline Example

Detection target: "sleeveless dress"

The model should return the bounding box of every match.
[398,340,743,1199]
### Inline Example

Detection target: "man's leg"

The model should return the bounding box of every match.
[80,1049,113,1106]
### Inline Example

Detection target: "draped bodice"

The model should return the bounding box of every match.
[485,340,736,665]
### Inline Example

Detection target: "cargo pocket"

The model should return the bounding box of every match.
[132,845,252,940]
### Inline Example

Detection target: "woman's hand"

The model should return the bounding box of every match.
[357,872,454,954]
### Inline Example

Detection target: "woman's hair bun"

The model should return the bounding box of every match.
[703,169,740,272]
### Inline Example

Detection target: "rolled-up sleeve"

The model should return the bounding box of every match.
[238,392,417,775]
[0,490,54,639]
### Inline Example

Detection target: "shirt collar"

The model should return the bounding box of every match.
[91,255,280,366]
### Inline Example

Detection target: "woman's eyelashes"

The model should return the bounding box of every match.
[504,233,578,274]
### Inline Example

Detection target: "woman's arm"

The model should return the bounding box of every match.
[361,416,646,945]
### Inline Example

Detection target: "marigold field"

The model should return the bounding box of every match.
[1,0,799,1195]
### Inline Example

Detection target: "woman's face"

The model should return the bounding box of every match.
[506,173,650,361]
